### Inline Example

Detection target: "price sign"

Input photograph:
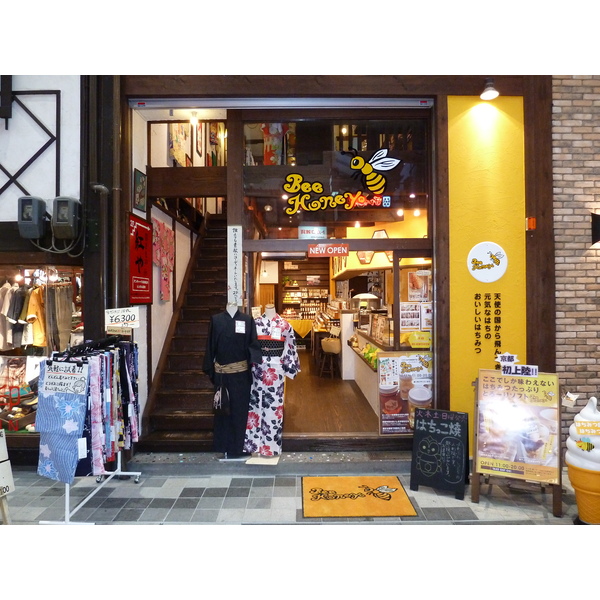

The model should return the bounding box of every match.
[105,306,140,329]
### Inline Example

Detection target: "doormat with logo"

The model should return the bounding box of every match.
[301,476,417,518]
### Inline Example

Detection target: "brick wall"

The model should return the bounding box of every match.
[552,75,600,446]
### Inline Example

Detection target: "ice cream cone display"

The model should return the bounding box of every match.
[565,396,600,524]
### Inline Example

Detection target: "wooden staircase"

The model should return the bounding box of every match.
[136,213,227,452]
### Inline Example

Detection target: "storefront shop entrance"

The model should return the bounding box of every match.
[136,97,437,453]
[241,108,434,451]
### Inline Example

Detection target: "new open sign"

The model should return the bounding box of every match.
[308,243,349,257]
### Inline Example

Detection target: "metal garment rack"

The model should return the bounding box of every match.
[40,452,141,525]
[39,335,141,525]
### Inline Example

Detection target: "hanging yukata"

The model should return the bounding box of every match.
[203,309,262,457]
[244,312,300,457]
[36,359,90,485]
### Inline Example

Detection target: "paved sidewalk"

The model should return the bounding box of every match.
[1,452,580,525]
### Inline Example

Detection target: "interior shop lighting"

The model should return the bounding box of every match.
[397,208,404,217]
[413,208,421,217]
[591,212,600,245]
[480,78,499,101]
[190,111,198,125]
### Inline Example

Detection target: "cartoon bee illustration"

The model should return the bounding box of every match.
[418,355,431,369]
[488,251,504,266]
[345,148,402,195]
[359,484,397,501]
[576,437,595,452]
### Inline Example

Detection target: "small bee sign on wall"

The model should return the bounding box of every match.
[467,241,508,283]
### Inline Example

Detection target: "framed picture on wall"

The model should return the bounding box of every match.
[133,169,147,211]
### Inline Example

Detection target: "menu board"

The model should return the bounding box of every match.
[410,409,469,500]
[475,369,560,485]
[378,351,432,435]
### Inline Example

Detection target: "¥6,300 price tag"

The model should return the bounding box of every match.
[104,306,140,329]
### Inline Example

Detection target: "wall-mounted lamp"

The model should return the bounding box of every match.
[264,204,273,212]
[480,77,499,101]
[591,212,600,245]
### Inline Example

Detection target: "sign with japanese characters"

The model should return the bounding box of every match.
[129,213,153,304]
[410,409,469,500]
[105,306,140,329]
[475,369,560,485]
[227,225,243,305]
[495,352,538,377]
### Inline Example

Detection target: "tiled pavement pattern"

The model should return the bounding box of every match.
[2,452,582,525]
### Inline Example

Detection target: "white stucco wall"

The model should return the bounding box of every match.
[0,75,80,220]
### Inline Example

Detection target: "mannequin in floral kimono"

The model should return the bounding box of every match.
[244,304,300,456]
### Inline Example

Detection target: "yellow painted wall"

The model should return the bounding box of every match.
[448,96,527,441]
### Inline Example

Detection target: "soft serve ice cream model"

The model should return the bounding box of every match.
[565,396,600,523]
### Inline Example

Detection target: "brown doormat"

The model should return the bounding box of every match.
[302,476,417,518]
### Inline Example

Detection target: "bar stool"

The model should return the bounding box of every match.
[320,336,341,378]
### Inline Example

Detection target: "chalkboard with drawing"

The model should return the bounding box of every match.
[409,408,469,500]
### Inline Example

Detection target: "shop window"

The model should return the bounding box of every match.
[243,116,430,240]
[0,265,83,434]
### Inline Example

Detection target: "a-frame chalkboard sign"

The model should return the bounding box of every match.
[410,408,469,500]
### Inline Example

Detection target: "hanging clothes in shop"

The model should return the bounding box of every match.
[36,339,139,485]
[244,311,300,457]
[203,308,261,457]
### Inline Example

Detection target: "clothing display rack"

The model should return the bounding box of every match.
[37,335,142,525]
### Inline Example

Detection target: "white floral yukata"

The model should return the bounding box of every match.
[244,313,300,456]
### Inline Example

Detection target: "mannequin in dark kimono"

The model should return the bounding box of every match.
[203,302,261,458]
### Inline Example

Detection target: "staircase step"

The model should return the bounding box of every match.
[135,430,214,453]
[175,320,210,336]
[189,280,227,294]
[149,408,215,430]
[185,292,227,314]
[154,389,214,410]
[170,336,208,352]
[160,371,213,390]
[166,353,205,371]
[180,307,214,320]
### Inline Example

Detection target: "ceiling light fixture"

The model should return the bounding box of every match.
[480,77,499,101]
[190,111,198,125]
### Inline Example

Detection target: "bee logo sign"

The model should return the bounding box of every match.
[467,241,508,283]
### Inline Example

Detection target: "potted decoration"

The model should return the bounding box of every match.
[565,396,600,524]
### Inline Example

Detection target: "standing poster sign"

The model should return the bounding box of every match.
[410,409,469,500]
[474,369,561,484]
[129,213,153,304]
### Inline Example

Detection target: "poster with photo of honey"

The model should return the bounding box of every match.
[475,369,561,485]
[378,351,433,436]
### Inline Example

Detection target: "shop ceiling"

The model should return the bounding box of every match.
[129,97,435,122]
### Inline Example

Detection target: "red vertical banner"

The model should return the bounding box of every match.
[129,213,153,304]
